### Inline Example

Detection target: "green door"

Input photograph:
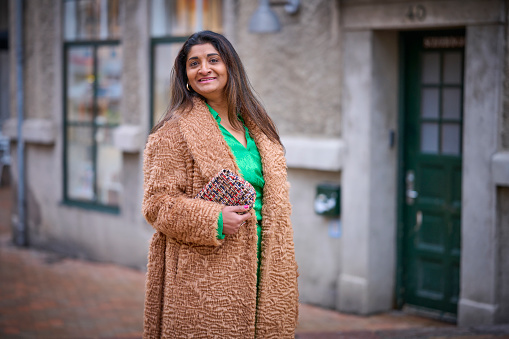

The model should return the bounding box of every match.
[399,31,464,315]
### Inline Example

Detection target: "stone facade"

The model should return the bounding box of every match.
[4,0,509,326]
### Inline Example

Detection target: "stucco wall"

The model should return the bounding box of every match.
[288,168,342,308]
[234,0,342,137]
[503,3,509,150]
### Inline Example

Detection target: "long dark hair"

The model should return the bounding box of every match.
[151,31,282,146]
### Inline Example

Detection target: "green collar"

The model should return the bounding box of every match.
[206,103,222,123]
[206,102,244,124]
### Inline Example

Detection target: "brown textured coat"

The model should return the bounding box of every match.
[142,98,299,338]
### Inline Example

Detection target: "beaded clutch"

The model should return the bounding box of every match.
[195,169,256,209]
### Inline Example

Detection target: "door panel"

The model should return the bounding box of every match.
[400,30,464,315]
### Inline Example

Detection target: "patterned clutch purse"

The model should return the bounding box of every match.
[195,169,256,209]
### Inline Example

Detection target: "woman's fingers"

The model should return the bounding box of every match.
[228,205,250,213]
[222,205,252,235]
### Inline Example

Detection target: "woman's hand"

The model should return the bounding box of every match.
[222,205,251,235]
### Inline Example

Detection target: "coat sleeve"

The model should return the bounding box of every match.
[142,126,224,247]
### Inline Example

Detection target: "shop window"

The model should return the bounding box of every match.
[63,0,122,212]
[151,0,223,126]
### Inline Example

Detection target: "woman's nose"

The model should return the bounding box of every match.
[198,63,211,74]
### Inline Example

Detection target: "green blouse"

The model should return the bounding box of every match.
[207,104,264,260]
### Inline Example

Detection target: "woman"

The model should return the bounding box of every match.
[142,30,298,338]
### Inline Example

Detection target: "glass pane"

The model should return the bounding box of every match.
[421,88,439,119]
[421,52,440,84]
[97,45,122,125]
[441,123,461,155]
[203,0,223,33]
[153,43,183,125]
[442,88,462,120]
[96,127,122,206]
[152,0,194,36]
[151,0,223,37]
[421,122,439,154]
[67,126,94,201]
[443,52,462,84]
[67,47,94,122]
[64,0,120,41]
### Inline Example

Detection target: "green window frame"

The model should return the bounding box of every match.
[63,0,122,213]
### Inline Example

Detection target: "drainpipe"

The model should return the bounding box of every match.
[15,0,26,246]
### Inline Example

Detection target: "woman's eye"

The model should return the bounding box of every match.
[210,58,219,64]
[189,61,198,67]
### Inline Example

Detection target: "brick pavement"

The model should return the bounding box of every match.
[0,185,508,338]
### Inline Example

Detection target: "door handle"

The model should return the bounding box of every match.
[407,190,418,199]
[406,170,418,205]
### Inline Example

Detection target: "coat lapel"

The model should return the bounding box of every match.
[243,115,289,220]
[178,98,239,182]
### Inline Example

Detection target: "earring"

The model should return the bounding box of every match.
[186,83,191,91]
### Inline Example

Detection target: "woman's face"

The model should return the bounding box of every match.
[186,43,228,101]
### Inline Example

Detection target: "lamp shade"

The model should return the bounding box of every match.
[249,1,281,33]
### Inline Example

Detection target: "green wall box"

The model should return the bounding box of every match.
[314,183,341,217]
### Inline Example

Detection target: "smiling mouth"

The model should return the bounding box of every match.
[198,77,216,83]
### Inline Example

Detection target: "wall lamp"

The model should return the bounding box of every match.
[249,0,300,33]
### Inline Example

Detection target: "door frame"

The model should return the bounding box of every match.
[395,28,465,314]
[338,0,504,323]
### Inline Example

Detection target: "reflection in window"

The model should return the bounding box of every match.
[441,124,461,155]
[442,88,461,120]
[421,123,439,154]
[64,0,120,41]
[443,52,462,84]
[67,47,94,122]
[421,88,439,119]
[150,0,223,126]
[153,43,184,124]
[67,126,94,201]
[151,0,223,37]
[97,46,122,125]
[421,52,440,84]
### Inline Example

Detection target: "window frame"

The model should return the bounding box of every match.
[62,39,121,214]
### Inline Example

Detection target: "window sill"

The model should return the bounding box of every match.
[60,200,120,215]
[3,118,56,145]
[281,136,345,172]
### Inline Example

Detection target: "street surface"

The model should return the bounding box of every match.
[0,186,507,338]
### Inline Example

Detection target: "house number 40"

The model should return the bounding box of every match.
[406,4,426,21]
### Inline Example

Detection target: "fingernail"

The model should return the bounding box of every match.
[244,205,249,209]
